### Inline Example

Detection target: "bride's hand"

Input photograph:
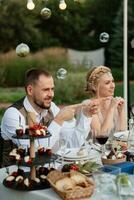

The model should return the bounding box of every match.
[115,97,125,113]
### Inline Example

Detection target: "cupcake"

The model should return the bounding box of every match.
[24,178,30,188]
[45,147,52,156]
[38,166,49,176]
[15,175,24,189]
[15,154,21,161]
[17,146,25,157]
[24,156,33,165]
[11,171,18,177]
[30,178,41,189]
[24,178,36,190]
[15,175,23,182]
[40,174,50,188]
[16,127,24,137]
[9,148,19,162]
[5,175,15,187]
[38,145,45,155]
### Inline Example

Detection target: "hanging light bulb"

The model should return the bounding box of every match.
[27,0,35,10]
[59,0,67,10]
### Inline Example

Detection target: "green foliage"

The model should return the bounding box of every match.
[0,0,42,52]
[0,87,25,102]
[0,48,91,87]
[1,58,38,87]
[0,0,122,52]
[107,2,123,69]
[54,72,88,104]
[107,0,134,76]
[0,108,6,122]
[112,68,123,81]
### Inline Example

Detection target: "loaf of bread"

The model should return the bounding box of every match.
[47,170,65,184]
[55,177,76,192]
[70,171,88,187]
[47,170,95,199]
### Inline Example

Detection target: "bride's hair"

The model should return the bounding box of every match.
[85,66,111,95]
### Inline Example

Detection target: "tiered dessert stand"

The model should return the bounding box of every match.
[3,112,57,190]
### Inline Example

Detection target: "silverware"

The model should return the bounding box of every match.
[5,167,9,175]
[64,150,71,155]
[19,115,23,127]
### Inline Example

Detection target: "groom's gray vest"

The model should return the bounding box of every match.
[12,97,54,127]
[1,97,54,167]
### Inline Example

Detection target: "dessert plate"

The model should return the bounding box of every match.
[114,130,129,141]
[57,148,88,160]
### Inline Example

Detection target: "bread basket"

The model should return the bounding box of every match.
[47,170,95,200]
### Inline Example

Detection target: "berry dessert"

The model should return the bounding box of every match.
[29,124,48,137]
[62,161,100,174]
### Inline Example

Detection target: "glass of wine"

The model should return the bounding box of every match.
[95,131,109,154]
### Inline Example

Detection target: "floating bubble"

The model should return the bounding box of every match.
[99,32,109,43]
[130,38,134,48]
[16,43,30,57]
[56,68,67,79]
[40,7,51,19]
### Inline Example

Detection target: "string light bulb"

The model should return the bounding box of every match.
[27,0,35,10]
[59,0,67,10]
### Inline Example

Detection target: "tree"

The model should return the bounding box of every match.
[38,0,122,51]
[0,0,122,53]
[0,0,42,52]
[108,0,134,74]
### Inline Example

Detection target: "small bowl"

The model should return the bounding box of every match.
[101,155,126,165]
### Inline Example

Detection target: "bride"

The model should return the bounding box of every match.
[84,65,127,139]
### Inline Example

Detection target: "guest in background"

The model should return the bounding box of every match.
[85,65,126,139]
[1,68,99,166]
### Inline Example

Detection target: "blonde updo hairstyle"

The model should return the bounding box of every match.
[85,66,112,96]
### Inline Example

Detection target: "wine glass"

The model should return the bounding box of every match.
[59,138,67,166]
[94,131,109,155]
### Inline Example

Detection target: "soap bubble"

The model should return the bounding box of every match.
[99,32,109,43]
[16,43,30,57]
[130,38,134,48]
[40,7,51,19]
[56,68,67,79]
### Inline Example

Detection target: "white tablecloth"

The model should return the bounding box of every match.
[0,165,61,200]
[0,149,133,200]
[0,146,100,200]
[0,165,119,200]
